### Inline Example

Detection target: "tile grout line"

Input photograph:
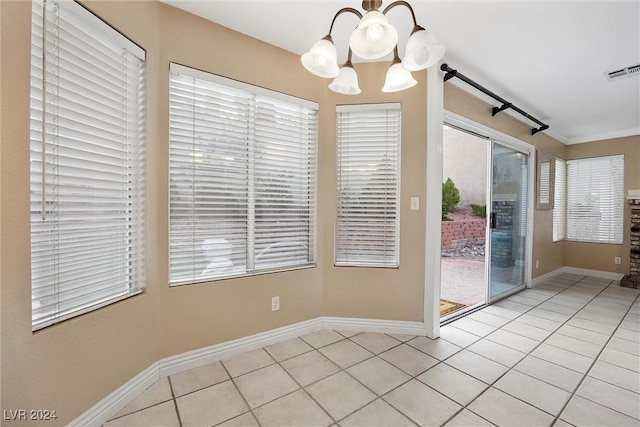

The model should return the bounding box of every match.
[294,331,464,426]
[396,280,577,426]
[218,331,403,426]
[271,334,345,426]
[435,278,580,426]
[495,279,636,424]
[549,290,640,426]
[437,276,627,425]
[219,357,264,427]
[319,332,419,426]
[166,376,184,427]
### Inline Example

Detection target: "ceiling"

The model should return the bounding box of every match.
[161,0,640,144]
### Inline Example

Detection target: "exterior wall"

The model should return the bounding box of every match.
[441,220,486,250]
[443,125,488,205]
[564,135,640,274]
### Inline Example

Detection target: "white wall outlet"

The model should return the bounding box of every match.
[614,257,621,265]
[410,197,420,211]
[271,296,280,311]
[536,259,539,269]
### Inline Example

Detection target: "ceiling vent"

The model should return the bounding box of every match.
[604,64,640,82]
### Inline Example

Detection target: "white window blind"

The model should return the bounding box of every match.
[335,104,401,268]
[566,155,624,244]
[30,0,146,330]
[539,161,551,205]
[169,63,317,285]
[553,158,566,242]
[519,162,529,238]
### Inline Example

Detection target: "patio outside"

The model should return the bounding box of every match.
[440,125,488,318]
[440,206,486,317]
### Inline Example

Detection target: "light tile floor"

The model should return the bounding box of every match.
[105,274,640,427]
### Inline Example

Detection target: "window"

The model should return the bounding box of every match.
[566,155,624,244]
[30,0,146,330]
[168,64,317,285]
[335,104,401,267]
[553,158,566,242]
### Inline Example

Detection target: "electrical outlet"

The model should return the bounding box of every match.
[614,257,621,265]
[271,296,280,311]
[536,259,539,269]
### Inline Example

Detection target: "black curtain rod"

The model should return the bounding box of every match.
[440,64,549,136]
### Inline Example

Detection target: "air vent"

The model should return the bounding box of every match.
[604,64,640,82]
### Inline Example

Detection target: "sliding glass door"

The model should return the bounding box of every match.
[488,141,528,301]
[440,119,532,321]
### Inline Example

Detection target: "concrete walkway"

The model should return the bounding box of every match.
[441,257,485,308]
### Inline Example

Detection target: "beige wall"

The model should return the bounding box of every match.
[153,3,327,359]
[444,84,567,278]
[0,1,427,424]
[565,135,640,274]
[322,63,428,322]
[1,2,161,425]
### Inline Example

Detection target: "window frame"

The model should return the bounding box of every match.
[565,154,624,245]
[553,157,566,242]
[29,0,146,330]
[334,103,402,268]
[168,63,318,286]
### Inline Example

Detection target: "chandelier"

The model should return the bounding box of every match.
[301,0,445,94]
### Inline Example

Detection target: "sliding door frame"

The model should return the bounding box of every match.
[487,139,530,303]
[432,111,535,328]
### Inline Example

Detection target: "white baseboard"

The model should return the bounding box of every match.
[157,318,321,378]
[530,268,565,287]
[71,316,426,426]
[70,363,159,427]
[322,317,428,336]
[531,266,624,288]
[561,267,625,281]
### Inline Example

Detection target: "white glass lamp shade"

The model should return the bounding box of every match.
[329,64,361,95]
[382,62,417,92]
[349,10,398,60]
[301,38,340,78]
[403,28,446,71]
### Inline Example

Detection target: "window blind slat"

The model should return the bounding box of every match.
[30,0,145,330]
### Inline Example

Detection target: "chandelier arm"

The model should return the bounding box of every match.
[391,45,401,65]
[381,0,419,27]
[328,7,363,34]
[347,48,354,63]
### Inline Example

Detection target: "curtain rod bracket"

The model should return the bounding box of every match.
[532,124,549,135]
[491,103,511,116]
[443,71,456,82]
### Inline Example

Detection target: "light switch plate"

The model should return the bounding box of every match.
[410,197,419,211]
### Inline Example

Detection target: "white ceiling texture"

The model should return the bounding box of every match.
[161,0,640,144]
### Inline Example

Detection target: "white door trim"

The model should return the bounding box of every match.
[425,66,445,338]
